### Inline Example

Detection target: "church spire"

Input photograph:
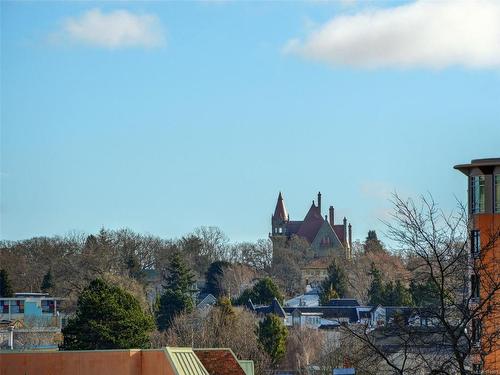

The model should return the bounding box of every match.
[273,192,289,221]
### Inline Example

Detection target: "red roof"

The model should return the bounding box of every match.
[194,349,246,375]
[273,192,288,221]
[296,203,324,243]
[333,224,345,243]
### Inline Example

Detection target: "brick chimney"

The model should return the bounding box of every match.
[329,206,334,226]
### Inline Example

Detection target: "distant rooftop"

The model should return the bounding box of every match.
[15,293,49,298]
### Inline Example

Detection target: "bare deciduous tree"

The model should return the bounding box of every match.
[152,305,271,374]
[342,194,500,375]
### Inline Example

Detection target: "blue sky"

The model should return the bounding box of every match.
[1,1,500,245]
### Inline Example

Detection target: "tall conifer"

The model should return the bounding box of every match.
[0,269,14,298]
[156,252,195,331]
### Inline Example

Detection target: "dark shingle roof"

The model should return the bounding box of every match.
[284,306,359,323]
[252,298,286,318]
[327,299,360,307]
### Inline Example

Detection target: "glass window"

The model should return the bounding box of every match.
[470,274,480,300]
[495,175,500,213]
[471,230,481,256]
[471,176,486,213]
[472,319,481,344]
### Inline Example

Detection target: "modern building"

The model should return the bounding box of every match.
[454,158,500,374]
[0,293,65,350]
[0,347,254,375]
[0,293,64,323]
[270,192,352,259]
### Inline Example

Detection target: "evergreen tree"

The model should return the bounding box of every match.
[410,278,441,307]
[383,281,396,305]
[235,277,283,305]
[319,260,347,305]
[257,314,288,367]
[205,261,230,298]
[156,252,195,331]
[126,253,145,282]
[364,230,385,253]
[383,280,413,306]
[61,278,154,350]
[0,269,14,297]
[368,263,385,306]
[393,280,414,306]
[319,285,339,306]
[40,270,54,293]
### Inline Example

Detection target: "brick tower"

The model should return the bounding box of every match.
[455,158,500,374]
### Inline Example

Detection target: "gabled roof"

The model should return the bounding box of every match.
[166,347,209,375]
[296,203,324,243]
[273,192,288,221]
[194,349,247,375]
[251,298,287,318]
[333,224,346,243]
[197,294,217,308]
[311,220,343,249]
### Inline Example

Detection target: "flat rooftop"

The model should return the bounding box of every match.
[454,157,500,173]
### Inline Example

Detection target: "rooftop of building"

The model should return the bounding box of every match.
[194,348,247,375]
[454,157,500,173]
[0,347,253,375]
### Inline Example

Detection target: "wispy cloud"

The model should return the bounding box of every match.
[56,8,165,49]
[360,181,394,201]
[284,0,500,69]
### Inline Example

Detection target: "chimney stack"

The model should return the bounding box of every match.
[348,223,352,249]
[329,206,334,226]
[343,217,348,245]
[317,192,322,214]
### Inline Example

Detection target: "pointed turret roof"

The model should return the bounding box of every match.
[273,192,288,221]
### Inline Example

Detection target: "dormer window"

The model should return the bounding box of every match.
[471,176,485,213]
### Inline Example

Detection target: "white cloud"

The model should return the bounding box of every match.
[60,8,165,49]
[284,0,500,69]
[360,181,394,200]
